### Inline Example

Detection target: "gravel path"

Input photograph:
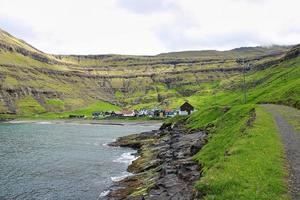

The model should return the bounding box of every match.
[262,104,300,200]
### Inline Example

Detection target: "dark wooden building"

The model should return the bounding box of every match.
[180,102,194,115]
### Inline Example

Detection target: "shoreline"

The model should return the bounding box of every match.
[104,121,208,199]
[1,119,163,126]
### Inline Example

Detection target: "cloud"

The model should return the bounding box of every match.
[154,0,300,51]
[155,28,260,51]
[0,0,299,55]
[116,0,176,14]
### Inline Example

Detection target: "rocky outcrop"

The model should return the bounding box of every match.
[0,86,64,114]
[0,42,68,65]
[105,122,208,200]
[283,44,300,60]
[253,44,300,71]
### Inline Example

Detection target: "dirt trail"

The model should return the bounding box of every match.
[262,104,300,200]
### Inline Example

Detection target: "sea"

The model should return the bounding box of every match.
[0,121,159,200]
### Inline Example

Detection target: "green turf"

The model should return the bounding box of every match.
[46,99,65,111]
[36,100,121,119]
[189,105,289,200]
[16,96,46,116]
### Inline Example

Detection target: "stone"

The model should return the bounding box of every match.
[104,122,208,200]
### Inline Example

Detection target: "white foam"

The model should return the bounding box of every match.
[7,120,29,124]
[113,152,138,165]
[35,121,53,124]
[98,190,110,199]
[102,139,115,147]
[102,143,109,147]
[6,120,55,124]
[111,171,133,182]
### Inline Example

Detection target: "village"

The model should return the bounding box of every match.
[69,102,195,119]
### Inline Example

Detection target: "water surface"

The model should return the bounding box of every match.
[0,122,159,200]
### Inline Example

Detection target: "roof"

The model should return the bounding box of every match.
[121,110,135,115]
[180,102,194,111]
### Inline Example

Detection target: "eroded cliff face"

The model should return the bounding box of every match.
[0,57,250,114]
[0,62,119,114]
[0,28,293,115]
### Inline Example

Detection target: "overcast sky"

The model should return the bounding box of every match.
[0,0,299,55]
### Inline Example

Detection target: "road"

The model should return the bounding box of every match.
[262,104,300,200]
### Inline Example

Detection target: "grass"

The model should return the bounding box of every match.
[190,105,289,200]
[36,100,121,119]
[115,90,124,98]
[147,54,299,198]
[176,55,300,111]
[46,99,65,111]
[16,96,46,116]
[4,76,19,87]
[186,106,228,129]
[5,98,121,120]
[248,57,300,108]
[179,56,299,199]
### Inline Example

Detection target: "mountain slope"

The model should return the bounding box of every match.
[0,28,296,118]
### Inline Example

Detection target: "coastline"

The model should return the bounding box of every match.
[2,118,209,199]
[103,121,208,199]
[1,119,162,127]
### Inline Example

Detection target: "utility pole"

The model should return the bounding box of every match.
[242,59,247,104]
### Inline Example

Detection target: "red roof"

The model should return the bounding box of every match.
[121,110,135,115]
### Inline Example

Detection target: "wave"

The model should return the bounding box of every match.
[98,190,110,199]
[6,120,31,124]
[6,120,55,124]
[34,121,53,124]
[113,152,138,165]
[111,171,133,182]
[102,142,109,147]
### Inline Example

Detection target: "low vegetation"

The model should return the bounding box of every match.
[186,105,289,199]
[31,100,121,119]
[15,96,46,116]
[173,53,299,199]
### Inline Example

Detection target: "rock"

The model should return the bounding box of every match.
[283,44,300,60]
[104,122,208,200]
[159,122,172,131]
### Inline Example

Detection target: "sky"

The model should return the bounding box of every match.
[0,0,299,55]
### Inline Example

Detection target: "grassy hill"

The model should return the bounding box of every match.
[0,28,297,120]
[165,45,299,199]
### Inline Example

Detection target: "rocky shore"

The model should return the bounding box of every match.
[105,121,208,200]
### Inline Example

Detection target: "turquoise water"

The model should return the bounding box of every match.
[0,122,159,200]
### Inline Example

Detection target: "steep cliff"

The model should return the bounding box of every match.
[0,28,293,117]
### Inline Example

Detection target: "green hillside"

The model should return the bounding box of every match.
[0,28,297,120]
[168,46,300,199]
